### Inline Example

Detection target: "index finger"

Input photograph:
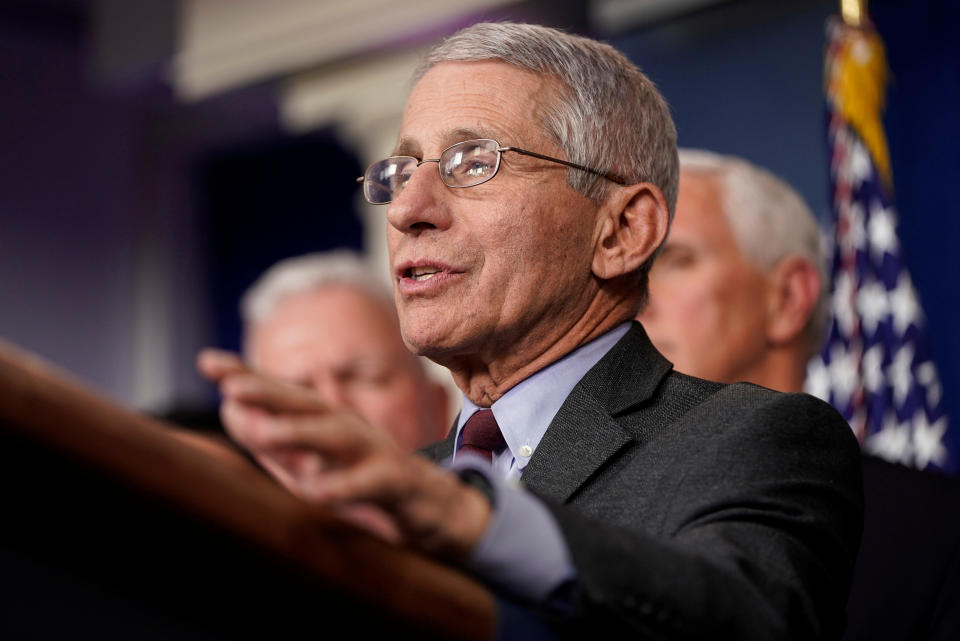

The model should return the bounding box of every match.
[197,347,249,382]
[221,371,328,414]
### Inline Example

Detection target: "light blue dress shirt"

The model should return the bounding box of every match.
[448,322,631,602]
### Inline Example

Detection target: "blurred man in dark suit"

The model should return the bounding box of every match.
[200,23,861,639]
[639,148,960,641]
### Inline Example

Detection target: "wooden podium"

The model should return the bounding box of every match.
[0,340,496,640]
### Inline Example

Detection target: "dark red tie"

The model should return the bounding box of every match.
[458,409,507,463]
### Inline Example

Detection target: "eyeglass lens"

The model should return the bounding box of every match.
[439,139,500,187]
[364,157,414,205]
[363,139,502,204]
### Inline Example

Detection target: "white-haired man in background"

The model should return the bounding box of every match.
[240,250,450,453]
[640,149,960,641]
[638,148,827,390]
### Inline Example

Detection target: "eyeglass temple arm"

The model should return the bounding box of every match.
[498,147,627,185]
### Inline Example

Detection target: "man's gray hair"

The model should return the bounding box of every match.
[241,250,394,336]
[414,22,679,213]
[679,149,829,356]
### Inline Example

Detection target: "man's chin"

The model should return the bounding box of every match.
[404,339,457,365]
[400,332,474,372]
[400,326,454,359]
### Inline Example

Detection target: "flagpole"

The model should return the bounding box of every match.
[840,0,867,26]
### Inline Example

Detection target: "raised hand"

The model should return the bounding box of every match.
[196,348,490,560]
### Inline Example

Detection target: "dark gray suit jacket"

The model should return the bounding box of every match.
[423,322,863,640]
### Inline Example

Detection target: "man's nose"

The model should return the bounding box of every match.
[385,163,452,234]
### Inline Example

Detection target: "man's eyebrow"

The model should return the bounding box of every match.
[394,137,422,158]
[441,127,500,147]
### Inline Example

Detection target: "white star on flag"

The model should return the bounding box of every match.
[887,343,916,407]
[916,361,943,408]
[843,201,867,252]
[912,411,948,469]
[806,358,831,401]
[848,138,872,183]
[862,344,885,393]
[830,344,861,409]
[865,414,912,464]
[890,272,922,335]
[857,278,889,335]
[867,200,898,258]
[831,271,857,337]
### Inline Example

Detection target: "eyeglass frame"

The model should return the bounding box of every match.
[356,138,627,205]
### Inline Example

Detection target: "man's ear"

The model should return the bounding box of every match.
[592,183,670,280]
[765,256,822,346]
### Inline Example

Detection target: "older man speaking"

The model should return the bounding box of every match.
[199,23,861,639]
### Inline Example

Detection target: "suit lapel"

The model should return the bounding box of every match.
[520,387,631,503]
[521,322,672,503]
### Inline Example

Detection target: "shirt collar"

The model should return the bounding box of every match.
[456,322,631,472]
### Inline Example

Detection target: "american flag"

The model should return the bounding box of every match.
[805,17,955,475]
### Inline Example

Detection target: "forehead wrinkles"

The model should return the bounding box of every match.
[398,62,560,154]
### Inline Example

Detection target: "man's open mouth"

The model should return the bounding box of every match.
[407,266,443,282]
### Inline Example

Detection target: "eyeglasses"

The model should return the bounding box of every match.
[356,138,626,205]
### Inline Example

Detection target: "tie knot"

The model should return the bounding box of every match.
[459,409,507,462]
